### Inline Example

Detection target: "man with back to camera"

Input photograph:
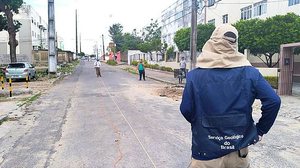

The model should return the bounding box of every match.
[180,24,281,168]
[179,57,187,77]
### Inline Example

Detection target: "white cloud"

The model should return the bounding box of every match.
[25,0,174,54]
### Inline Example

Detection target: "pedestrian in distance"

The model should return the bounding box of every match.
[94,59,102,77]
[179,56,187,77]
[137,59,145,81]
[180,24,281,168]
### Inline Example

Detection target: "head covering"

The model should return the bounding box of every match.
[196,24,251,68]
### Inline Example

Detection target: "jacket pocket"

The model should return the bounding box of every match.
[202,114,247,128]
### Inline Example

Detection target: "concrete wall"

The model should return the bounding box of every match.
[33,50,74,66]
[18,19,33,63]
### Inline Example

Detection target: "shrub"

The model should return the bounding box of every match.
[264,76,278,89]
[160,66,173,72]
[107,60,117,66]
[131,60,138,66]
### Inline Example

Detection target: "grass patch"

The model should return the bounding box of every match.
[58,60,80,75]
[106,60,117,66]
[17,92,41,107]
[123,67,138,75]
[264,76,278,89]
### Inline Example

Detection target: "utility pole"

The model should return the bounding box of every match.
[75,9,78,57]
[48,0,57,74]
[204,0,207,24]
[79,33,82,53]
[102,34,105,60]
[190,0,198,70]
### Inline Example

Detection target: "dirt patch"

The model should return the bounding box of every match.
[156,85,184,101]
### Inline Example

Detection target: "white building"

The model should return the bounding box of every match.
[161,0,203,50]
[0,4,48,64]
[161,0,300,50]
[206,0,300,25]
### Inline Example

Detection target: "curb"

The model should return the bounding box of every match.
[0,114,8,125]
[146,75,177,85]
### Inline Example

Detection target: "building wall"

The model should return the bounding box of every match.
[206,0,300,26]
[0,4,48,64]
[161,0,202,50]
[33,50,74,66]
[161,0,300,50]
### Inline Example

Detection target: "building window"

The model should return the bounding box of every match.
[208,19,215,25]
[241,5,252,20]
[222,14,228,23]
[254,0,267,16]
[289,0,300,6]
[32,31,34,37]
[208,0,215,7]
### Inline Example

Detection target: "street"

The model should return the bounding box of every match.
[0,61,191,168]
[0,61,300,168]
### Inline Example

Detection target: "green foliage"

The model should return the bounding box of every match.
[106,60,117,66]
[138,41,152,53]
[142,63,173,72]
[131,60,138,66]
[197,23,215,51]
[17,92,41,107]
[264,76,278,89]
[123,67,138,75]
[0,0,23,13]
[35,68,48,79]
[166,46,175,61]
[121,32,142,52]
[234,13,300,67]
[109,23,123,52]
[58,61,79,75]
[138,19,163,60]
[0,1,23,32]
[159,66,173,72]
[174,27,190,51]
[0,14,7,30]
[174,23,215,52]
[78,52,85,56]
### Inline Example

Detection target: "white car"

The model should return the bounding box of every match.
[4,62,36,82]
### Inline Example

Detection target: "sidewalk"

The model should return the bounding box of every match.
[120,65,185,85]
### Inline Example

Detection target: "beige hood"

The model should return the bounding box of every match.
[197,24,251,68]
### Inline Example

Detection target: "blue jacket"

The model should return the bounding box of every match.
[180,66,281,160]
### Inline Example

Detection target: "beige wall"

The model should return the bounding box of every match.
[32,50,74,66]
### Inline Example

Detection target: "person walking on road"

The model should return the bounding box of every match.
[137,59,145,81]
[179,57,187,77]
[94,59,102,77]
[180,24,281,168]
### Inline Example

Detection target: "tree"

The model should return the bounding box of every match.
[138,19,162,60]
[0,0,23,63]
[121,30,142,52]
[174,23,215,52]
[166,46,175,61]
[174,27,190,51]
[235,13,300,67]
[78,52,85,56]
[197,23,215,51]
[108,23,123,52]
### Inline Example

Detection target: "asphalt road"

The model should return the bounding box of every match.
[0,61,191,168]
[0,61,300,168]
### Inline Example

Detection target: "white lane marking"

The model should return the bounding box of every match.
[100,79,157,168]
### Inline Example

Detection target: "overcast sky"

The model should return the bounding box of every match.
[24,0,175,54]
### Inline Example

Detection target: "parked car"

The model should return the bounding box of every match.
[4,62,36,82]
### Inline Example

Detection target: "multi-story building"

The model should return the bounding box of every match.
[0,4,48,64]
[206,0,300,25]
[161,0,203,50]
[161,0,300,50]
